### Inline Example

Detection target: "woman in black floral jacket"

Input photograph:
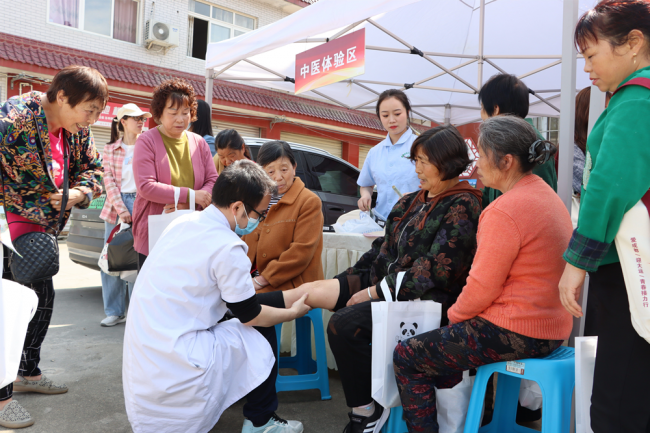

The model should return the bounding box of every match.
[0,65,105,429]
[283,125,482,433]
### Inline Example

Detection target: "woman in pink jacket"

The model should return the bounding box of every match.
[132,78,218,268]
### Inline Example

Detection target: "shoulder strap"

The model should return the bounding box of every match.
[612,77,650,96]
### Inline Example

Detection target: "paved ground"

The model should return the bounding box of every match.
[2,243,350,433]
[2,242,543,433]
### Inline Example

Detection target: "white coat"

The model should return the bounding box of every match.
[122,205,275,433]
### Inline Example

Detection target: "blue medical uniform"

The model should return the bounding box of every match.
[357,128,420,220]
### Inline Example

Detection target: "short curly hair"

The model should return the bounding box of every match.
[150,78,198,122]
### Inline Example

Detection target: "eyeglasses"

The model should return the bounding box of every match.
[125,115,147,122]
[247,206,267,223]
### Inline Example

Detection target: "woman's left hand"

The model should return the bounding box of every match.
[50,189,85,211]
[558,262,587,318]
[253,275,269,291]
[347,285,377,307]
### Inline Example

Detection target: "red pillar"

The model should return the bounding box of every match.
[342,141,359,167]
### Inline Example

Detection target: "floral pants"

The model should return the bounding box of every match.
[393,316,563,432]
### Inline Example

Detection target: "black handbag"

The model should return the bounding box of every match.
[5,137,69,285]
[107,226,138,272]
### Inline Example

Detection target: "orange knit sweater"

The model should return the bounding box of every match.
[447,175,573,340]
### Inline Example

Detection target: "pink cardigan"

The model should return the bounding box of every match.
[132,127,218,255]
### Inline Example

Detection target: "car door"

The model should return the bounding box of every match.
[302,152,360,225]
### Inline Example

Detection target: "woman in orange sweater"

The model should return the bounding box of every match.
[393,115,573,432]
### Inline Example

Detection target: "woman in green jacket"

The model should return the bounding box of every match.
[559,2,650,431]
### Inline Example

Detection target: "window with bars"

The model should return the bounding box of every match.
[187,0,256,60]
[530,117,559,144]
[48,0,140,43]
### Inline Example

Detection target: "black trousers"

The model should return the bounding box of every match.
[0,246,55,401]
[588,262,650,433]
[242,291,284,425]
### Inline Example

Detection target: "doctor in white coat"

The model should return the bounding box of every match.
[123,160,310,433]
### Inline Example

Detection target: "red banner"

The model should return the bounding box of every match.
[295,28,365,95]
[95,102,150,129]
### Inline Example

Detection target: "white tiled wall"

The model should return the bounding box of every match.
[3,0,291,77]
[0,73,7,103]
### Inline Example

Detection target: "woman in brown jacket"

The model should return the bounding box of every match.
[244,141,324,292]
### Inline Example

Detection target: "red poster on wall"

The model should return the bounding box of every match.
[295,29,366,95]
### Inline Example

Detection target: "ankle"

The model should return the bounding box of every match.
[16,375,42,382]
[352,401,375,417]
[0,398,12,410]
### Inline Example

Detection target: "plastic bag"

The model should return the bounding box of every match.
[332,210,383,234]
[575,337,598,433]
[436,370,475,433]
[108,224,138,272]
[519,379,543,411]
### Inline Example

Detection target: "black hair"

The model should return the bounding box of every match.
[478,74,530,119]
[409,126,472,181]
[478,115,558,173]
[190,99,214,138]
[215,129,251,159]
[256,140,297,168]
[46,65,109,108]
[212,160,278,212]
[376,89,412,125]
[109,117,124,145]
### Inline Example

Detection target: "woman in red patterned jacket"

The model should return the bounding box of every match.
[98,103,151,328]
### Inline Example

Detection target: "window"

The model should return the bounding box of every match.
[48,0,140,43]
[530,117,559,144]
[304,154,360,197]
[188,0,256,60]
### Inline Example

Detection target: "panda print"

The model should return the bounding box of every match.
[396,322,418,343]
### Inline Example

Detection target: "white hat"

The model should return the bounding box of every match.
[116,103,152,120]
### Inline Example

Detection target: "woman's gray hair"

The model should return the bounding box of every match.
[212,159,278,211]
[478,115,557,173]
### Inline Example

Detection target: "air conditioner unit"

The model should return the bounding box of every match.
[145,20,180,50]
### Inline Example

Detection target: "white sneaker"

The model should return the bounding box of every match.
[100,315,126,327]
[241,413,303,433]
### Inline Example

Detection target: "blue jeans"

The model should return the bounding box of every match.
[101,193,136,317]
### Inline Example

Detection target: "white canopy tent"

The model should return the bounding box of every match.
[204,0,599,206]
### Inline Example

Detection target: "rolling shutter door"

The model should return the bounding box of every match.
[358,145,372,169]
[211,121,260,138]
[280,132,341,158]
[89,126,112,156]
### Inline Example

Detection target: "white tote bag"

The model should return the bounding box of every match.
[148,187,195,253]
[575,337,598,433]
[614,194,650,343]
[371,273,442,410]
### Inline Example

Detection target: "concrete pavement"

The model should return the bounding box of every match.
[2,242,350,433]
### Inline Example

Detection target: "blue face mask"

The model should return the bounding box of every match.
[234,208,260,236]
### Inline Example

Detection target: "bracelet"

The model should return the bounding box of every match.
[253,277,263,287]
[367,287,373,300]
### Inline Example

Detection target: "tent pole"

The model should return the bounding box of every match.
[560,0,581,347]
[518,60,562,79]
[328,20,366,41]
[587,85,607,133]
[205,69,214,118]
[478,0,486,89]
[444,105,451,126]
[212,61,239,79]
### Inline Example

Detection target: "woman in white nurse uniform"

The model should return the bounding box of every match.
[357,89,421,221]
[122,160,310,433]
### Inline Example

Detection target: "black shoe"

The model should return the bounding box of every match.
[516,403,542,423]
[343,405,384,433]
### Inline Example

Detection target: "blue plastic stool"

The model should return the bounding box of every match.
[381,406,408,433]
[274,308,331,400]
[463,346,575,433]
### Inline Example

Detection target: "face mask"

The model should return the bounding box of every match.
[234,207,260,236]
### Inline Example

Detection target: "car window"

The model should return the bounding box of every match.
[304,153,360,197]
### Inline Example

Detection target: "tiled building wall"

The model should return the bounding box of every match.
[2,0,290,77]
[0,73,7,102]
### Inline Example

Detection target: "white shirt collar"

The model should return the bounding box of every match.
[381,128,414,147]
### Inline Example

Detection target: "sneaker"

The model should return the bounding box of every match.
[13,375,68,395]
[241,413,303,433]
[100,315,126,327]
[343,404,384,433]
[0,400,34,429]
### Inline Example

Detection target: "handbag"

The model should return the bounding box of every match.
[3,135,69,285]
[371,272,442,409]
[148,187,196,252]
[107,224,138,271]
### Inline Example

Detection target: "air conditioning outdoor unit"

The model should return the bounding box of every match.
[145,20,180,51]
